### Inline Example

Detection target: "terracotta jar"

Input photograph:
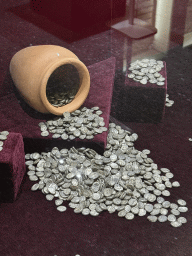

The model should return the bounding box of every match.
[9,45,90,115]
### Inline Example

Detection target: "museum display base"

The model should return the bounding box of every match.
[0,132,26,202]
[114,62,167,123]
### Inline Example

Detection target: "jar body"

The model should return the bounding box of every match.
[9,45,90,115]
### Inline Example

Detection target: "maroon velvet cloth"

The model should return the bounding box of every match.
[0,57,116,150]
[0,132,26,201]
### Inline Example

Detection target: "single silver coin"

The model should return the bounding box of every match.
[170,221,182,228]
[172,181,180,187]
[0,135,7,140]
[90,210,99,216]
[0,131,9,136]
[41,131,49,137]
[160,208,168,215]
[158,215,167,222]
[177,199,186,206]
[147,216,157,222]
[171,209,180,216]
[138,209,146,216]
[170,203,178,209]
[61,134,69,140]
[46,194,54,201]
[168,214,176,222]
[55,199,63,206]
[177,217,187,224]
[178,206,188,213]
[125,212,134,220]
[118,210,127,217]
[31,183,39,191]
[29,175,38,181]
[82,208,90,215]
[57,206,67,212]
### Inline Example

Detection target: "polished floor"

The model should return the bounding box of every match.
[0,0,192,255]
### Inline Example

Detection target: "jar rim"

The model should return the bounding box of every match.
[40,58,90,115]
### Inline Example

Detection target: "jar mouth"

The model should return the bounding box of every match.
[40,58,90,115]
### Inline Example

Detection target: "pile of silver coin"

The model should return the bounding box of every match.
[26,122,187,227]
[165,94,174,107]
[0,131,9,152]
[47,88,78,108]
[128,59,165,86]
[39,106,107,139]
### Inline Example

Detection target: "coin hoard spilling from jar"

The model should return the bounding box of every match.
[38,106,107,139]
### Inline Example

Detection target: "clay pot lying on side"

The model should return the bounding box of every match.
[9,45,90,115]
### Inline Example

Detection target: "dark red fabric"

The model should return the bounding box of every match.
[0,133,26,201]
[0,57,116,150]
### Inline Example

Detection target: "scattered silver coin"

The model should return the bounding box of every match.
[177,199,186,206]
[57,206,67,212]
[168,214,176,222]
[177,217,187,224]
[158,215,167,222]
[25,121,187,228]
[147,216,157,222]
[170,221,182,228]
